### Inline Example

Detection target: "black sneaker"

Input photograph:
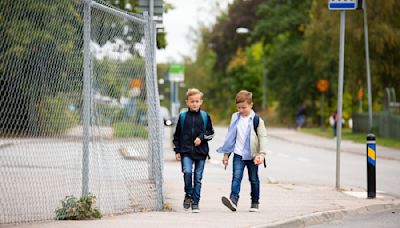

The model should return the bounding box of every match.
[249,203,259,212]
[183,194,192,210]
[221,196,237,211]
[191,203,200,213]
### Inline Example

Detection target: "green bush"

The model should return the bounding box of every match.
[95,103,124,125]
[55,193,102,220]
[36,94,79,135]
[112,122,148,138]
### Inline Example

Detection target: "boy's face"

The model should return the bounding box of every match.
[236,101,253,117]
[186,94,203,112]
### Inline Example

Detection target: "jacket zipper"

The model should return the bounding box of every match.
[192,113,194,153]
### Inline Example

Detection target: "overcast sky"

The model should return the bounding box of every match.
[156,0,233,63]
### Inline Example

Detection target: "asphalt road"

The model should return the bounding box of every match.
[200,126,400,198]
[310,208,400,228]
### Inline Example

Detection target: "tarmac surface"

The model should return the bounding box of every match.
[3,127,400,228]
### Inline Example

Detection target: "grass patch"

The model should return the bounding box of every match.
[112,122,148,138]
[301,128,400,149]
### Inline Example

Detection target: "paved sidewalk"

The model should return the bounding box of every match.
[5,127,400,228]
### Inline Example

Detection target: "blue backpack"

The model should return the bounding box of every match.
[179,110,208,130]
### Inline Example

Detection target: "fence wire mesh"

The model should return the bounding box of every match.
[0,0,163,224]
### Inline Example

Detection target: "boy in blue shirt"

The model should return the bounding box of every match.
[217,90,267,212]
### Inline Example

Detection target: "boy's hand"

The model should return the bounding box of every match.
[175,153,181,161]
[254,155,264,165]
[194,137,201,146]
[222,154,229,167]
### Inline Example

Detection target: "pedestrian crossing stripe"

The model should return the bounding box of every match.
[368,145,376,166]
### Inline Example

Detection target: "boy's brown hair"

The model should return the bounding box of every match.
[186,88,203,99]
[235,90,253,104]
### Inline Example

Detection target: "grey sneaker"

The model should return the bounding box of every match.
[221,196,237,212]
[191,203,200,213]
[249,203,259,212]
[183,194,192,210]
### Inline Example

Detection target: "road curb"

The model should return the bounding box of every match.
[254,202,400,228]
[0,142,13,149]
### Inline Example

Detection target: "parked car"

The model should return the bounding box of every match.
[160,106,173,126]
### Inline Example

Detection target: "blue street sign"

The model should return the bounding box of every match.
[328,0,358,10]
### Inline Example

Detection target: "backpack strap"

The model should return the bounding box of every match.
[200,110,208,129]
[179,111,187,131]
[253,114,259,135]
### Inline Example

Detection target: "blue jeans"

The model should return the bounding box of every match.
[181,155,206,204]
[230,154,260,204]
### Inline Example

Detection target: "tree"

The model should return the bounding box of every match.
[305,0,400,114]
[0,0,83,135]
[253,0,315,124]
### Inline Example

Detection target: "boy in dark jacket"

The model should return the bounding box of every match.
[173,88,214,213]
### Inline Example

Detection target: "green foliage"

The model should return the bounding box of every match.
[305,0,400,116]
[183,0,400,126]
[0,0,83,134]
[226,43,265,113]
[112,122,148,138]
[156,31,167,49]
[184,0,265,120]
[36,94,80,135]
[95,103,124,125]
[253,0,314,123]
[93,57,145,99]
[55,193,102,220]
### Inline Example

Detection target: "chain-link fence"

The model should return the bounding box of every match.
[0,0,163,224]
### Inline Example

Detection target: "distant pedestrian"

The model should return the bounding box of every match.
[295,104,307,130]
[217,90,267,212]
[330,111,338,137]
[330,111,344,138]
[173,88,214,213]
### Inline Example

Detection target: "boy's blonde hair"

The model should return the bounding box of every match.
[186,88,203,99]
[235,90,253,104]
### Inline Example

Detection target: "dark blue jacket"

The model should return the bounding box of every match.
[173,108,214,160]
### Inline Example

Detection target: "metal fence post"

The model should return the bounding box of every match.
[144,12,163,209]
[82,0,92,197]
[151,19,164,210]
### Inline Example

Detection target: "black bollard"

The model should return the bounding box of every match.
[367,133,376,198]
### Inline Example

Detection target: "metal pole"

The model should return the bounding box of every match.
[82,0,91,197]
[170,80,174,117]
[175,81,179,113]
[336,10,346,190]
[363,0,373,130]
[91,1,146,24]
[321,93,325,130]
[150,0,154,19]
[151,18,164,209]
